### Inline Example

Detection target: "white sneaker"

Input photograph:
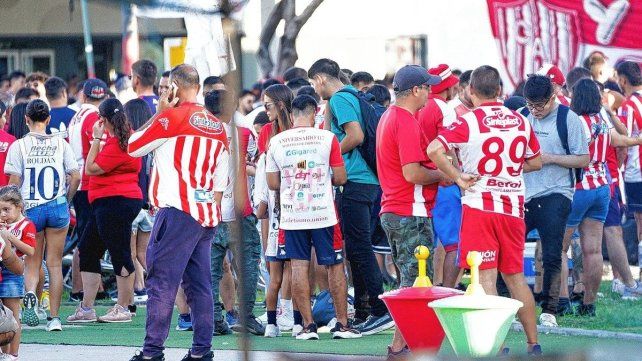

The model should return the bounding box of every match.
[291,324,303,337]
[264,324,281,337]
[612,278,625,295]
[36,307,48,321]
[277,306,294,331]
[46,317,62,332]
[257,312,268,325]
[326,317,338,330]
[539,313,558,328]
[622,281,642,300]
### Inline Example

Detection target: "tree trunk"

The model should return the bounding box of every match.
[257,0,284,78]
[257,0,324,78]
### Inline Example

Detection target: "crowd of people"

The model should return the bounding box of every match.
[0,50,640,361]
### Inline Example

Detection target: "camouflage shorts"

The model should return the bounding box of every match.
[380,213,434,288]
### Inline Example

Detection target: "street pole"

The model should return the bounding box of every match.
[80,0,96,78]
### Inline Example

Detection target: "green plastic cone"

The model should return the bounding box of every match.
[429,295,522,357]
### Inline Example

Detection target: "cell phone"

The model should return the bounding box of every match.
[168,81,178,102]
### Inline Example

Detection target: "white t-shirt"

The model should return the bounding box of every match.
[254,154,279,257]
[5,133,79,209]
[265,127,344,230]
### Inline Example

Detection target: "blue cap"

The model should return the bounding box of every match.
[83,78,108,100]
[393,65,441,92]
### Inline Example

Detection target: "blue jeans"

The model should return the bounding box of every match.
[26,196,70,232]
[336,181,387,318]
[211,215,261,321]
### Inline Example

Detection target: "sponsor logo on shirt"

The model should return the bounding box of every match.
[483,112,521,129]
[28,145,57,157]
[189,113,224,135]
[0,142,10,152]
[486,179,522,188]
[157,117,170,130]
[285,149,317,157]
[194,189,214,202]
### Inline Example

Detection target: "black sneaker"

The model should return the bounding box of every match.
[556,298,574,317]
[231,316,265,336]
[331,321,362,339]
[181,350,213,361]
[570,291,584,305]
[355,313,395,336]
[577,302,596,317]
[68,292,84,302]
[386,345,410,360]
[129,351,165,361]
[528,344,543,356]
[128,304,137,317]
[214,319,232,335]
[295,323,319,340]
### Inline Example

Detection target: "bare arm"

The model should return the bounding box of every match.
[214,191,223,208]
[84,139,105,176]
[401,163,447,185]
[66,170,80,204]
[523,155,543,173]
[266,171,280,191]
[8,175,21,186]
[340,121,364,154]
[610,130,642,147]
[541,153,590,168]
[256,201,268,219]
[331,166,347,186]
[427,140,478,190]
[0,229,34,257]
[1,246,23,275]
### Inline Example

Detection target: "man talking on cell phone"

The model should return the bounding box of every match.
[127,64,230,361]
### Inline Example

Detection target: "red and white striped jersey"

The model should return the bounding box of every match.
[128,103,230,227]
[2,216,36,258]
[620,91,642,183]
[576,113,612,190]
[437,102,540,218]
[68,103,103,190]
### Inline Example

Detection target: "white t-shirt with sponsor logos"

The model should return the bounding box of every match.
[5,133,79,209]
[265,127,344,230]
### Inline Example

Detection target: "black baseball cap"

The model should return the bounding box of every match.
[83,78,108,100]
[393,65,441,92]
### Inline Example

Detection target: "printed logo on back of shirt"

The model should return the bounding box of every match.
[0,142,9,152]
[483,112,521,129]
[189,112,223,135]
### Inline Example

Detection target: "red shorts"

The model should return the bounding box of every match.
[458,205,525,274]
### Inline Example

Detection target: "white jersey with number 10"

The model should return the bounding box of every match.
[4,133,79,210]
[437,103,541,219]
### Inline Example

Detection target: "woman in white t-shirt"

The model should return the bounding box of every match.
[4,99,80,331]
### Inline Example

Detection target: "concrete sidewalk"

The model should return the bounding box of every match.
[20,344,384,361]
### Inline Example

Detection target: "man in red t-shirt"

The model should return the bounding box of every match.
[376,65,443,358]
[0,102,16,186]
[427,65,543,355]
[417,64,462,288]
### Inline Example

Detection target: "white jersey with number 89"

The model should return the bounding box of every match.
[437,103,541,218]
[4,133,79,209]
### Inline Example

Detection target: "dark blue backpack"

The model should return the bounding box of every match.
[336,87,381,177]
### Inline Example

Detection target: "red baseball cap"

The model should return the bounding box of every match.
[537,64,565,86]
[428,64,459,94]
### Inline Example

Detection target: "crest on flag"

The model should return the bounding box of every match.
[489,0,580,87]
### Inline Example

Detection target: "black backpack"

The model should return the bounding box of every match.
[336,87,381,176]
[520,104,583,187]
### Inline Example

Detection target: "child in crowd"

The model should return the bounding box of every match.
[0,185,36,359]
